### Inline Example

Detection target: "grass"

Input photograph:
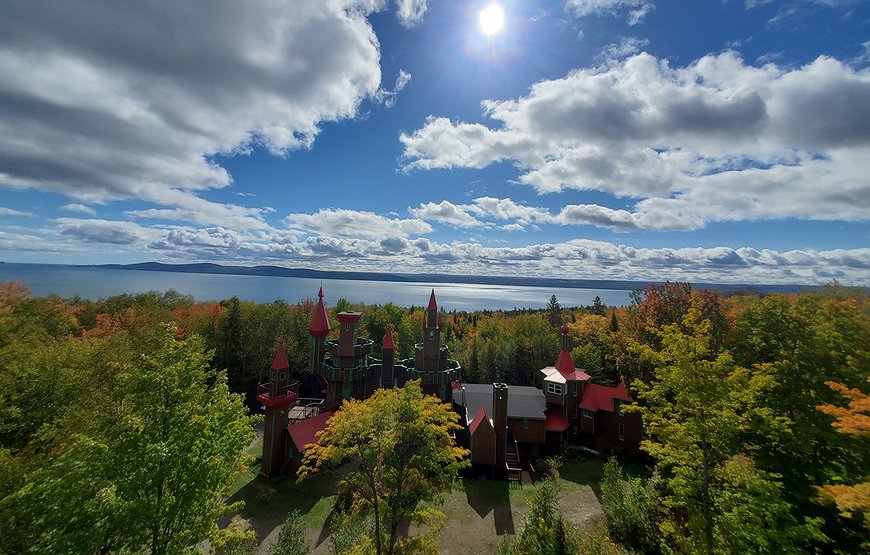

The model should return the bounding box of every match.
[225,448,620,554]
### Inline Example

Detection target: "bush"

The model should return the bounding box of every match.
[600,458,664,554]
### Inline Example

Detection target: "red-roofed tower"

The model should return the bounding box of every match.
[258,337,299,477]
[382,324,396,388]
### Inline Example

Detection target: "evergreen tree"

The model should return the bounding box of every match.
[547,295,562,328]
[269,510,310,555]
[609,311,619,333]
[592,295,606,315]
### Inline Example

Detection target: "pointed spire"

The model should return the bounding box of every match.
[309,288,331,338]
[428,289,437,310]
[271,337,289,370]
[383,324,395,350]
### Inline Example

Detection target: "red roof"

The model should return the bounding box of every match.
[382,324,395,350]
[428,289,437,310]
[308,287,331,338]
[555,349,576,375]
[469,406,492,435]
[579,382,632,412]
[545,407,570,432]
[288,410,334,451]
[271,337,289,371]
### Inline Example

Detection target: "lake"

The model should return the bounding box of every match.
[0,263,634,310]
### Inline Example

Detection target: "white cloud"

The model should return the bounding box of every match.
[60,203,96,215]
[0,0,401,227]
[285,208,432,239]
[0,206,34,217]
[374,69,412,108]
[596,37,650,63]
[565,0,654,25]
[410,201,482,227]
[395,0,428,27]
[401,52,870,230]
[55,218,158,245]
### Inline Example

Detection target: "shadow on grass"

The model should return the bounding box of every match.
[464,478,515,535]
[223,470,339,545]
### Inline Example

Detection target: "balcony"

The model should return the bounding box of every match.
[257,381,299,409]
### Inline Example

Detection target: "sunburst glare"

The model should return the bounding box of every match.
[479,4,504,36]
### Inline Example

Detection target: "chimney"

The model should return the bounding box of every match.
[492,383,508,477]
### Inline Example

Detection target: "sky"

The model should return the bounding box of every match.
[0,0,869,285]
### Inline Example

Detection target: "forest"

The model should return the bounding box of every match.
[0,280,867,553]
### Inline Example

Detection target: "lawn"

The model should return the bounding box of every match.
[225,446,623,554]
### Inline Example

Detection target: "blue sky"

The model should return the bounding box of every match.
[0,0,868,284]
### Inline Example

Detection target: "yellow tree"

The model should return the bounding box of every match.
[817,375,870,533]
[299,380,469,555]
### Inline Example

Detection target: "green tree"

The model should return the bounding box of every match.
[547,295,562,328]
[591,295,606,316]
[630,302,820,554]
[600,458,663,554]
[509,478,579,555]
[299,380,469,555]
[3,326,258,554]
[269,509,310,555]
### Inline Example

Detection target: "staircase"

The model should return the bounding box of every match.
[505,431,522,483]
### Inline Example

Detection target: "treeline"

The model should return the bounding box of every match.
[1,280,868,553]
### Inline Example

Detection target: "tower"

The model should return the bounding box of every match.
[422,289,441,369]
[308,287,331,375]
[258,337,299,477]
[382,324,396,388]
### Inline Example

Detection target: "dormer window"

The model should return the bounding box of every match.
[546,382,562,395]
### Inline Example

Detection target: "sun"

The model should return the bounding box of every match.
[479,4,504,36]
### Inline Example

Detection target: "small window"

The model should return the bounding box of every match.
[572,425,577,435]
[523,418,529,430]
[573,383,578,397]
[429,331,435,340]
[582,409,594,419]
[278,371,287,382]
[546,382,562,395]
[344,324,349,332]
[619,423,625,441]
[616,400,624,416]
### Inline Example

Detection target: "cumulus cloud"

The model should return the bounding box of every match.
[565,0,654,25]
[401,52,870,230]
[410,201,482,227]
[56,218,155,245]
[0,0,405,227]
[60,203,97,215]
[285,208,432,239]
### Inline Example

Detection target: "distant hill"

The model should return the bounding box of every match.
[93,261,820,295]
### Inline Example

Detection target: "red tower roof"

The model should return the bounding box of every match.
[469,406,491,435]
[308,287,331,338]
[271,337,289,371]
[428,289,437,310]
[555,348,576,375]
[383,324,395,350]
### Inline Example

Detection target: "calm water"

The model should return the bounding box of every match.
[0,263,633,310]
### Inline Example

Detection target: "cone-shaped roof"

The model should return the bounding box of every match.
[383,324,395,350]
[308,287,331,338]
[271,337,289,370]
[428,289,437,310]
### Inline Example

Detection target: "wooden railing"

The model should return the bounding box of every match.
[258,381,299,400]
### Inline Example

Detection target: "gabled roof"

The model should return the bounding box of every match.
[308,287,331,338]
[457,383,547,421]
[469,406,492,435]
[579,382,632,412]
[540,366,590,384]
[545,407,570,432]
[382,324,395,350]
[288,410,334,451]
[271,337,289,371]
[428,289,437,310]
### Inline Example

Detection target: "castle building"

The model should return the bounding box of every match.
[259,289,641,479]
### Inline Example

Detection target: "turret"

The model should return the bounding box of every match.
[382,324,396,388]
[308,287,330,375]
[259,337,299,478]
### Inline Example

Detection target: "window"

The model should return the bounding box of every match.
[278,371,287,382]
[573,383,578,397]
[582,409,594,419]
[572,425,577,435]
[429,331,435,340]
[523,418,529,430]
[344,324,349,332]
[619,423,625,441]
[546,382,562,395]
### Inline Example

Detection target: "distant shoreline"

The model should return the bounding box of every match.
[31,261,823,295]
